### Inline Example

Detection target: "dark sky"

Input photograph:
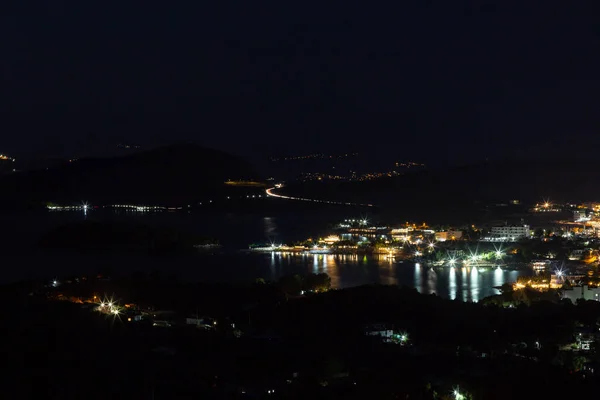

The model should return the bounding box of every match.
[1,2,599,166]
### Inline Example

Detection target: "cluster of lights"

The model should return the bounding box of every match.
[47,204,89,211]
[299,170,400,182]
[270,152,358,161]
[97,297,121,316]
[0,154,15,161]
[47,203,170,212]
[453,388,465,400]
[445,248,504,267]
[394,331,409,344]
[395,161,425,168]
[223,180,265,187]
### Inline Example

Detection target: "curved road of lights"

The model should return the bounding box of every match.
[265,187,374,207]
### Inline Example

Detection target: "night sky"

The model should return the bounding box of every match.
[1,2,599,166]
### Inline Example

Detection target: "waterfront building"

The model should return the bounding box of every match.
[483,225,531,241]
[321,235,340,245]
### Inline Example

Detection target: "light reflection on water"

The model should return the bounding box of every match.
[265,253,532,302]
[414,263,422,293]
[0,211,532,294]
[449,267,457,300]
[470,267,480,302]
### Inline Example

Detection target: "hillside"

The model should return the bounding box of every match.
[279,160,596,220]
[0,144,261,206]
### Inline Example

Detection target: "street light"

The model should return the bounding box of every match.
[453,388,465,400]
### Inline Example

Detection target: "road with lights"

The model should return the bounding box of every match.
[265,187,374,207]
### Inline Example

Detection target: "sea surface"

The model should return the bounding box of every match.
[0,209,531,301]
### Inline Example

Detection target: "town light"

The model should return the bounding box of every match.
[453,387,465,400]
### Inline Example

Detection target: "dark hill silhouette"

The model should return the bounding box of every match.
[0,144,260,206]
[280,160,594,217]
[37,220,204,254]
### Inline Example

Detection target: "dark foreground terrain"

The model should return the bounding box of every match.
[3,273,600,399]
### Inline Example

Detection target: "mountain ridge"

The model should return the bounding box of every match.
[0,144,261,207]
[280,159,596,208]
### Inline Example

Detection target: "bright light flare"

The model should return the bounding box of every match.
[453,387,465,400]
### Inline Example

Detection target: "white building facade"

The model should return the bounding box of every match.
[484,225,531,241]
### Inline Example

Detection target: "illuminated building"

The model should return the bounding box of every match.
[574,210,590,222]
[483,225,531,241]
[391,227,413,241]
[562,285,600,303]
[321,235,341,244]
[435,230,462,241]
